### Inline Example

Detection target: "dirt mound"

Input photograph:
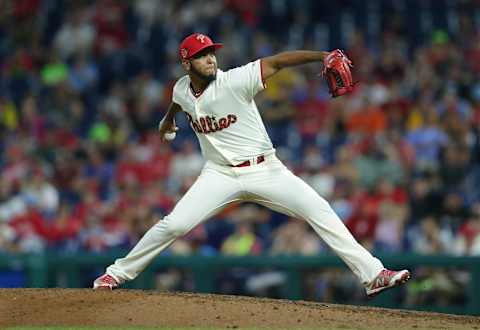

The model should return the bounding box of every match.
[0,289,479,329]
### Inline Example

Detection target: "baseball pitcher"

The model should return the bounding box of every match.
[94,33,410,297]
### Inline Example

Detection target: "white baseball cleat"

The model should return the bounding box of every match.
[365,269,411,298]
[93,274,119,290]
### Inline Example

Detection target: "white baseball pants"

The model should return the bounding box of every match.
[106,154,384,285]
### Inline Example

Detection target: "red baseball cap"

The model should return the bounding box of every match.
[179,33,223,60]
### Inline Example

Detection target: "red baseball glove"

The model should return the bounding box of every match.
[323,49,354,98]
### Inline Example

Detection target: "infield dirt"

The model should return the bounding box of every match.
[0,289,479,329]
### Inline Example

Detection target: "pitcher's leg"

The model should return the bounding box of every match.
[246,168,383,284]
[105,168,243,283]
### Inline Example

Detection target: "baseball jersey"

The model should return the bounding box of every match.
[172,59,275,166]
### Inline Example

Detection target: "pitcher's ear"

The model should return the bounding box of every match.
[181,60,191,71]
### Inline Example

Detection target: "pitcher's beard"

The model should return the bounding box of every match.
[191,65,216,83]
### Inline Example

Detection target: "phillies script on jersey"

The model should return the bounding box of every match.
[185,113,237,134]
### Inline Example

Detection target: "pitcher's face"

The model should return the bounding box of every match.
[184,48,218,82]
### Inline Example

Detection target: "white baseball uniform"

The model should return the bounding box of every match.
[106,59,384,285]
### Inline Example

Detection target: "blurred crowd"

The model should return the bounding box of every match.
[1,0,480,268]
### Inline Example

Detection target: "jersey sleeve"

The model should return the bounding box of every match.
[171,81,182,105]
[226,59,266,100]
[171,75,188,107]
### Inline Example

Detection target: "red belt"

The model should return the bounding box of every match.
[230,155,265,167]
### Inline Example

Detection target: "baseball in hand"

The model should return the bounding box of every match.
[164,131,176,141]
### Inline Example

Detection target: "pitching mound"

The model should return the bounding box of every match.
[1,289,479,329]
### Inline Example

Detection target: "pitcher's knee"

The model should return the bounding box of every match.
[157,216,191,237]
